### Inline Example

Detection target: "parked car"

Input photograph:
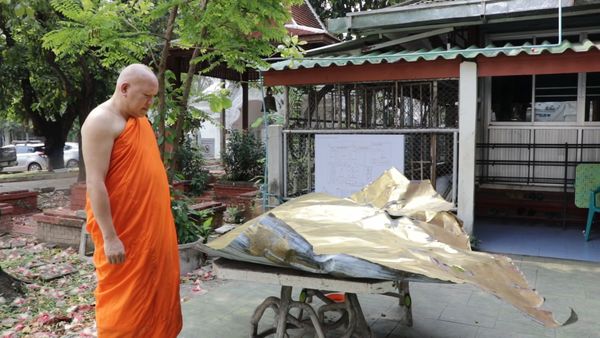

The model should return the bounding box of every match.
[2,143,48,172]
[64,142,79,168]
[0,145,17,170]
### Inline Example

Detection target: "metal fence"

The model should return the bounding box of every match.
[281,80,459,204]
[286,81,459,130]
[478,127,600,188]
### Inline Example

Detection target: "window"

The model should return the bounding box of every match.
[491,76,532,122]
[534,73,578,122]
[587,33,600,42]
[491,73,580,123]
[585,72,600,122]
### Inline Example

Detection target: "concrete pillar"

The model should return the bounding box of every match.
[458,61,477,234]
[267,125,283,209]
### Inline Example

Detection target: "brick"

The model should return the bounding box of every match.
[0,191,38,215]
[34,207,86,247]
[11,223,36,235]
[69,183,87,211]
[43,208,85,221]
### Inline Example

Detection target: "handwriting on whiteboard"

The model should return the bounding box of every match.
[315,134,405,198]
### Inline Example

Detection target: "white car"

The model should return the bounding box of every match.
[2,143,48,172]
[64,142,79,168]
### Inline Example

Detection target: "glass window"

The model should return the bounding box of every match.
[585,72,600,122]
[491,76,532,122]
[587,33,600,42]
[534,35,579,44]
[533,73,578,122]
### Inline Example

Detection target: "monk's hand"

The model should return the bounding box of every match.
[104,236,126,264]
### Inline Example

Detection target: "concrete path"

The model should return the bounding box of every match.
[179,255,600,338]
[0,170,77,192]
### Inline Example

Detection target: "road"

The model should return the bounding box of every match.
[0,173,78,193]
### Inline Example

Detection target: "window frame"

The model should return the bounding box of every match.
[485,30,600,127]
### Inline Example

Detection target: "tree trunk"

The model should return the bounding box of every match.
[44,128,66,171]
[168,0,211,180]
[0,266,24,302]
[156,5,179,162]
[75,57,99,183]
[170,47,201,179]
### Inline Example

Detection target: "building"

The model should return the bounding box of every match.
[262,0,600,250]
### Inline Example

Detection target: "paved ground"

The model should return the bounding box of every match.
[0,170,77,192]
[179,255,600,338]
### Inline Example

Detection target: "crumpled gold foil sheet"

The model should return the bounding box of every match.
[205,168,574,327]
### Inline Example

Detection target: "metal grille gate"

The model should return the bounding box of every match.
[281,80,459,204]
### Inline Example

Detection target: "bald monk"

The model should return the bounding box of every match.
[82,64,182,337]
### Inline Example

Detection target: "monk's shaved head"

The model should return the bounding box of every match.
[116,63,158,89]
[111,63,159,118]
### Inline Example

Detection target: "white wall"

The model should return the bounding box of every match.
[193,78,284,158]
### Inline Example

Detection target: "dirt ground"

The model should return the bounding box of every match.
[0,190,213,337]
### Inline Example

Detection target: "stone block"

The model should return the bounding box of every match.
[34,208,87,249]
[0,190,38,215]
[190,201,226,228]
[70,182,87,211]
[0,202,14,233]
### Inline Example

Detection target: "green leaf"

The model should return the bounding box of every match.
[208,98,222,113]
[25,6,35,18]
[81,0,94,11]
[220,97,232,109]
[14,4,25,17]
[251,116,264,128]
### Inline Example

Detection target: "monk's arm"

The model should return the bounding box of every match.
[82,114,126,264]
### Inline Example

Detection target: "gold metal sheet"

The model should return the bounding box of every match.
[207,168,573,327]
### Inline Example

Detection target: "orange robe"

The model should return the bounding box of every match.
[85,117,182,337]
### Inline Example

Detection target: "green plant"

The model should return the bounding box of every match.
[176,138,210,195]
[224,205,245,224]
[171,192,213,244]
[221,130,264,182]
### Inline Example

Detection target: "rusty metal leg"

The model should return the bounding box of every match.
[345,293,373,338]
[250,296,280,338]
[397,280,413,327]
[274,286,292,338]
[250,286,326,338]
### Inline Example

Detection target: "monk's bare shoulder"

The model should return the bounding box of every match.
[82,103,127,140]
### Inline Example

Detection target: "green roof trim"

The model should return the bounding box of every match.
[268,39,600,71]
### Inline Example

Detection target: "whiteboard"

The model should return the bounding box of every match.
[315,134,405,197]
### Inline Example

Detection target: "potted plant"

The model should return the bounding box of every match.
[214,130,264,201]
[172,139,210,196]
[171,192,213,275]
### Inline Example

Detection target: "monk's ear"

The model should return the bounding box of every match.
[119,82,130,96]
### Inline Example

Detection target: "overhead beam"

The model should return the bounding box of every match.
[264,59,461,86]
[362,27,454,53]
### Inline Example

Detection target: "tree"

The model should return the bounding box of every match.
[308,0,401,23]
[0,1,113,179]
[0,266,24,303]
[44,0,303,179]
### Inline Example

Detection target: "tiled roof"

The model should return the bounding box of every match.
[290,3,323,30]
[287,27,322,37]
